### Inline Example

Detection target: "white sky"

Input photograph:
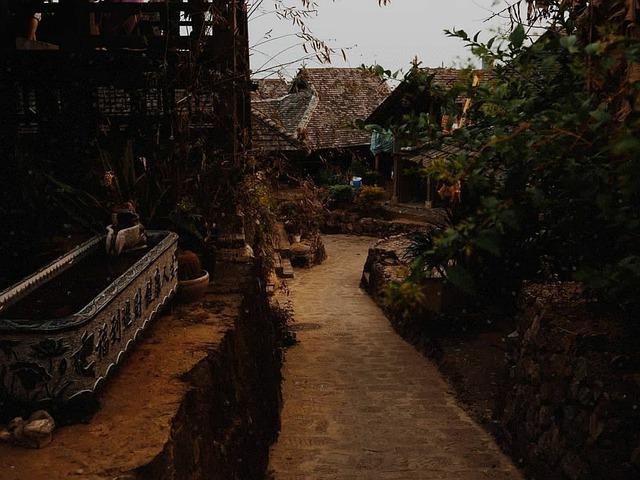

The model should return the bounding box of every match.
[248,0,511,79]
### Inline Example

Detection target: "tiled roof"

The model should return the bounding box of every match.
[293,68,390,150]
[403,141,472,167]
[366,67,492,125]
[251,108,304,153]
[251,87,317,152]
[251,78,289,101]
[425,67,492,87]
[250,68,390,153]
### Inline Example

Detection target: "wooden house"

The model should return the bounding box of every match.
[251,67,390,177]
[0,0,251,288]
[365,67,490,204]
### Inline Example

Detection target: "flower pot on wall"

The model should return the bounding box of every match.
[176,249,210,302]
[177,269,209,303]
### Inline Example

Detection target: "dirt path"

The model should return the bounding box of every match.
[268,235,523,480]
[0,294,238,480]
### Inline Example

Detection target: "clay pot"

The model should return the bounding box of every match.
[177,269,210,303]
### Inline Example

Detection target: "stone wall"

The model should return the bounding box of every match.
[137,265,284,480]
[361,237,640,479]
[360,235,444,356]
[0,258,285,478]
[497,282,640,479]
[323,211,426,238]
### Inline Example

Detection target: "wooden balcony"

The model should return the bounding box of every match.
[0,1,250,143]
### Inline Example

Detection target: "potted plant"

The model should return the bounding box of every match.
[278,192,323,244]
[176,249,210,303]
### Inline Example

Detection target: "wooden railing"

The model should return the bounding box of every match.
[14,1,233,52]
[0,1,249,137]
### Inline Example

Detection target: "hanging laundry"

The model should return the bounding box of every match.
[370,130,394,155]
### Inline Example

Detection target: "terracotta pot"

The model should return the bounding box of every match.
[177,269,210,303]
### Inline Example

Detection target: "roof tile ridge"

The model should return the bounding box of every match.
[297,86,319,131]
[252,93,289,106]
[252,108,284,131]
[252,110,302,148]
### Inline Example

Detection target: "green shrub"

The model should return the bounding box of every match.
[355,186,386,210]
[362,170,382,186]
[315,167,344,186]
[391,24,640,312]
[326,184,356,208]
[349,158,368,176]
[379,279,426,318]
[277,185,325,234]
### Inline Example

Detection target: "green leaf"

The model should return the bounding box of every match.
[509,24,526,49]
[445,265,476,296]
[481,196,500,210]
[585,41,601,55]
[589,108,611,125]
[613,137,640,156]
[474,231,501,257]
[559,35,578,51]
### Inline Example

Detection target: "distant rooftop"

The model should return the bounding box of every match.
[251,67,390,153]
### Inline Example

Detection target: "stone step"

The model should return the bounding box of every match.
[275,222,291,258]
[279,257,295,279]
[218,234,246,249]
[273,252,283,274]
[273,252,294,279]
[217,226,246,249]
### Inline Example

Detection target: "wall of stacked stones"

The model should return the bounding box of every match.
[496,283,640,479]
[139,271,284,480]
[323,211,425,238]
[360,235,640,479]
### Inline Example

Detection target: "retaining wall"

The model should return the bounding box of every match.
[497,283,640,479]
[137,266,284,480]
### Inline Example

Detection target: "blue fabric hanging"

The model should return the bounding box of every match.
[370,131,394,155]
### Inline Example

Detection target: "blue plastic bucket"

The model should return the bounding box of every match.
[351,176,362,188]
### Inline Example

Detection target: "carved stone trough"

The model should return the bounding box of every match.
[0,231,178,409]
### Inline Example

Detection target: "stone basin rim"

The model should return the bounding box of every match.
[0,230,178,334]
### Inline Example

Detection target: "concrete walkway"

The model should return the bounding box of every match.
[268,235,523,480]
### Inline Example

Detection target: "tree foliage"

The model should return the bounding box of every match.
[394,1,640,312]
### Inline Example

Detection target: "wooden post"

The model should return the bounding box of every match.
[425,177,432,209]
[391,153,400,203]
[391,129,399,203]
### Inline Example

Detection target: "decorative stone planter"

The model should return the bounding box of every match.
[177,270,210,303]
[0,231,178,408]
